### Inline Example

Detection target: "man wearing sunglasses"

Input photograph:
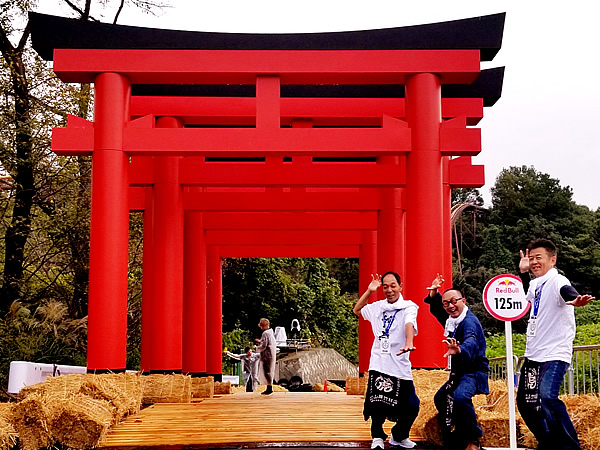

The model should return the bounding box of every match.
[424,274,489,450]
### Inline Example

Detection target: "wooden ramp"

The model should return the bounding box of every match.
[101,392,424,448]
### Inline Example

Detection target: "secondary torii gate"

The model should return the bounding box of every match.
[29,11,505,376]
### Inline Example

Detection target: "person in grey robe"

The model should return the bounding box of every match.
[254,318,277,395]
[225,347,260,392]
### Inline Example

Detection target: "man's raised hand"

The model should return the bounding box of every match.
[368,274,382,293]
[426,273,444,293]
[519,249,530,273]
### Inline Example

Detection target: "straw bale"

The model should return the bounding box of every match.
[410,369,448,439]
[563,394,600,450]
[50,394,114,449]
[518,419,537,449]
[191,376,214,399]
[412,369,450,394]
[11,393,57,450]
[478,410,512,447]
[422,415,444,446]
[16,374,88,402]
[142,374,192,404]
[214,381,232,395]
[345,376,366,395]
[43,373,88,397]
[78,373,142,422]
[16,383,47,401]
[0,403,17,450]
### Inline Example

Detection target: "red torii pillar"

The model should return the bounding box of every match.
[149,116,184,372]
[358,231,377,375]
[87,73,130,372]
[206,245,223,380]
[141,186,154,373]
[405,73,446,368]
[182,209,207,375]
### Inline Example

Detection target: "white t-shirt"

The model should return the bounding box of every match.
[361,296,418,380]
[524,268,576,364]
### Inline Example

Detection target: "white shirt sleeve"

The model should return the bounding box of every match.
[361,302,376,322]
[404,304,418,336]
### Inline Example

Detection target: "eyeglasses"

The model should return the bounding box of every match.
[442,297,464,307]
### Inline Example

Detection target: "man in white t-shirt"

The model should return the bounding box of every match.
[517,239,594,449]
[353,271,420,450]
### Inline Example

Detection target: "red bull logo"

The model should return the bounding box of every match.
[496,278,520,294]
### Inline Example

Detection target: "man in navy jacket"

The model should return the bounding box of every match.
[424,274,489,450]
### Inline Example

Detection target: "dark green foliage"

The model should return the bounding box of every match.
[455,166,600,336]
[0,301,87,394]
[222,258,358,365]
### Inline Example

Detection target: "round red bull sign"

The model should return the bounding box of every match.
[482,274,530,321]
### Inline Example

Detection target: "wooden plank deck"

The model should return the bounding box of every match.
[101,392,425,448]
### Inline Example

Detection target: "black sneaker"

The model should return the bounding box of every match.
[261,386,273,395]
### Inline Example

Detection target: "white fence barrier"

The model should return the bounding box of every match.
[8,361,87,394]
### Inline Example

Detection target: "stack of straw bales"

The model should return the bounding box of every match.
[10,372,143,450]
[412,370,600,450]
[413,372,520,448]
[0,403,17,450]
[190,376,214,399]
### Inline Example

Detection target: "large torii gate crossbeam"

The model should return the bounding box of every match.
[29,11,505,376]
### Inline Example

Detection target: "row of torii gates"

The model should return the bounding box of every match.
[30,11,505,377]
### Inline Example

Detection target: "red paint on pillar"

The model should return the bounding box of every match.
[377,156,405,280]
[206,245,223,378]
[442,157,454,291]
[150,116,184,372]
[87,72,130,371]
[140,186,154,373]
[405,73,446,369]
[358,231,377,374]
[182,211,207,374]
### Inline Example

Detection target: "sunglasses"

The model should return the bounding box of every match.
[442,297,464,307]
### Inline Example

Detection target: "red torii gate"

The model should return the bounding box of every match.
[29,12,505,377]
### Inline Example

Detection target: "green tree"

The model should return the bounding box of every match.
[221,258,358,364]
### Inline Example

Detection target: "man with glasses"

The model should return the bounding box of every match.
[424,274,489,450]
[517,239,594,449]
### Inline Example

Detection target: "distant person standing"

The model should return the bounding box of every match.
[353,271,419,450]
[255,318,277,395]
[225,347,260,392]
[517,238,595,449]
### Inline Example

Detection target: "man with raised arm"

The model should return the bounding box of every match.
[424,274,489,450]
[353,271,420,450]
[517,238,595,449]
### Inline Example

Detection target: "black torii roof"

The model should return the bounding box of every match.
[28,11,505,106]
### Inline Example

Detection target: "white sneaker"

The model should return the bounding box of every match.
[389,436,416,448]
[371,437,385,449]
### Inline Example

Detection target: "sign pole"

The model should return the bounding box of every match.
[505,320,517,450]
[482,274,530,450]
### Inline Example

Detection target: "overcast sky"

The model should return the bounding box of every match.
[37,0,600,210]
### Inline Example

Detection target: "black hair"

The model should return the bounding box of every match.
[527,238,557,257]
[443,288,464,297]
[245,347,251,353]
[381,271,401,284]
